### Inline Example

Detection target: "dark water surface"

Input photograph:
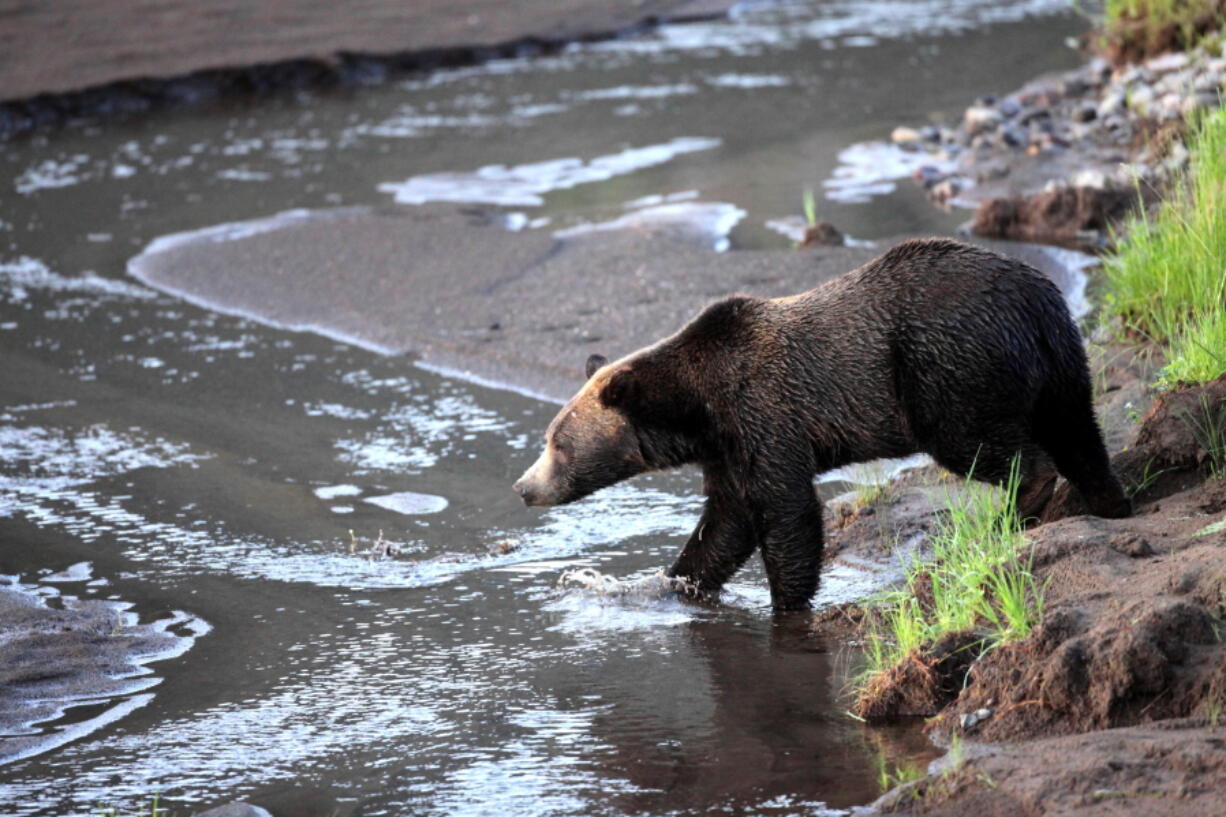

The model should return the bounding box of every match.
[0,2,1085,814]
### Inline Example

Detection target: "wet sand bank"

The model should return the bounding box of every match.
[126,204,1096,404]
[0,0,734,139]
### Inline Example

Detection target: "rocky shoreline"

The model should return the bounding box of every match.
[887,40,1226,247]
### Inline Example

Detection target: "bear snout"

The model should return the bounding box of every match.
[512,477,535,505]
[512,475,550,507]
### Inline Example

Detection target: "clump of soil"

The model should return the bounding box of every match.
[855,630,984,720]
[970,185,1139,247]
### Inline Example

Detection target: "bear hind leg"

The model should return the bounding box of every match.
[928,435,1058,523]
[1033,394,1131,519]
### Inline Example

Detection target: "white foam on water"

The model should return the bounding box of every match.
[589,0,1075,58]
[823,141,956,204]
[364,491,449,516]
[42,562,93,583]
[136,208,320,258]
[0,257,157,304]
[571,83,699,101]
[14,155,92,194]
[704,72,791,88]
[1035,244,1097,319]
[554,201,746,252]
[377,137,721,207]
[313,484,363,501]
[0,423,201,518]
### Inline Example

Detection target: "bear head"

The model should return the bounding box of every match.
[512,353,647,506]
[513,348,713,506]
[513,295,758,507]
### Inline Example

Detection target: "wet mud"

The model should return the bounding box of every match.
[0,0,734,139]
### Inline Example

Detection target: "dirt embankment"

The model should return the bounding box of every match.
[0,0,732,140]
[827,371,1226,817]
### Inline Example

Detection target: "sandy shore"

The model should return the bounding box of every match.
[0,1,732,103]
[125,205,1095,404]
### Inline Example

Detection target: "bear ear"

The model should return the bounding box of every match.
[585,354,608,380]
[599,366,637,412]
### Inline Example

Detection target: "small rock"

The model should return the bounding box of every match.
[1097,90,1126,119]
[891,125,922,146]
[1060,76,1089,97]
[1184,92,1219,114]
[998,98,1022,118]
[1071,169,1108,189]
[919,125,942,143]
[959,708,992,731]
[1193,72,1222,94]
[1073,102,1098,123]
[1145,52,1190,76]
[798,221,845,247]
[1110,534,1155,558]
[999,124,1028,148]
[1087,57,1112,83]
[1128,85,1156,114]
[1017,105,1051,125]
[964,105,1003,135]
[929,178,962,205]
[1119,66,1155,86]
[912,165,947,185]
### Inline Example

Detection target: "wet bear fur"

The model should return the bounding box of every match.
[513,238,1130,610]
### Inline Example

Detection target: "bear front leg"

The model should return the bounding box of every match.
[666,497,758,601]
[756,483,825,611]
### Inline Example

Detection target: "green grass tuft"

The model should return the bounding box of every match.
[857,458,1044,689]
[1103,105,1226,387]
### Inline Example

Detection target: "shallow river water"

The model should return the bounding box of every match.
[0,2,1086,814]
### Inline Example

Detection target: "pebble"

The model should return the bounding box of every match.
[1097,90,1126,118]
[1128,85,1155,114]
[959,707,993,731]
[1073,102,1097,123]
[965,105,1003,135]
[1071,169,1108,189]
[891,125,922,146]
[1060,76,1089,97]
[1145,51,1191,75]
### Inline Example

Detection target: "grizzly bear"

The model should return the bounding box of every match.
[513,238,1130,610]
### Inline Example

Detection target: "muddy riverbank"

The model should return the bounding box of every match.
[0,0,733,140]
[836,373,1226,816]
